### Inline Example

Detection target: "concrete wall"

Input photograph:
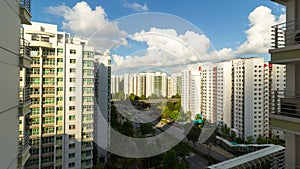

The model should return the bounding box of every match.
[0,0,21,168]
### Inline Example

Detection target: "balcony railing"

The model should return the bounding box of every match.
[19,87,31,104]
[19,130,31,154]
[20,38,31,57]
[20,0,31,13]
[272,90,300,118]
[271,20,300,49]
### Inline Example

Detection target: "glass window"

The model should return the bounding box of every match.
[70,78,76,83]
[70,49,76,54]
[69,125,76,130]
[69,115,76,120]
[69,87,76,92]
[70,59,76,64]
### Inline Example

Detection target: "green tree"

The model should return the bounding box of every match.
[140,123,155,136]
[175,100,181,111]
[175,162,187,169]
[174,142,190,158]
[186,124,201,145]
[246,136,254,143]
[122,121,134,137]
[140,94,146,100]
[166,101,175,111]
[162,150,177,169]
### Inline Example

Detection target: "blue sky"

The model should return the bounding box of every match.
[32,0,284,50]
[31,0,286,73]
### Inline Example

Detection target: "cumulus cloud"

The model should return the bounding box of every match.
[237,6,285,54]
[45,1,127,50]
[112,5,286,73]
[112,28,225,73]
[123,1,148,12]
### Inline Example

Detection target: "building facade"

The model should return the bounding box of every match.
[0,0,31,168]
[269,0,300,168]
[181,58,286,140]
[23,22,94,169]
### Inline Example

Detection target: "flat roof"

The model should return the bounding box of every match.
[207,144,285,169]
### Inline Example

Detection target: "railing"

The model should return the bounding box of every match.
[19,130,31,154]
[20,38,31,58]
[20,0,31,13]
[272,90,300,118]
[271,20,300,49]
[19,87,31,104]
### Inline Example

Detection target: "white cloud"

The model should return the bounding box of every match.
[45,1,127,50]
[237,6,285,54]
[123,2,148,12]
[112,6,286,73]
[112,28,228,73]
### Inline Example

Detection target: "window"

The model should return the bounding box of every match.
[69,153,75,159]
[69,125,76,130]
[57,68,63,73]
[69,106,75,111]
[69,115,76,120]
[69,134,75,140]
[70,68,76,73]
[32,118,39,124]
[83,88,93,94]
[83,61,94,67]
[70,59,76,64]
[32,128,39,135]
[31,138,39,145]
[83,96,93,103]
[68,162,75,168]
[70,78,76,83]
[69,143,75,149]
[70,49,76,54]
[32,108,40,115]
[69,87,76,92]
[57,48,63,53]
[43,127,55,134]
[69,97,75,102]
[43,117,55,124]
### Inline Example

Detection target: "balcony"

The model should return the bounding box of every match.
[19,87,31,115]
[270,20,300,62]
[18,130,31,166]
[270,90,300,133]
[20,0,31,25]
[19,38,31,68]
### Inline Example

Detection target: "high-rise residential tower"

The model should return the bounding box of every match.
[269,0,300,167]
[23,22,94,169]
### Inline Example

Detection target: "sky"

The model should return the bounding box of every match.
[31,0,286,73]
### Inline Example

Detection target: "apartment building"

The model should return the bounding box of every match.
[116,72,170,98]
[269,0,300,168]
[94,50,111,163]
[0,0,31,168]
[182,58,286,140]
[22,22,94,169]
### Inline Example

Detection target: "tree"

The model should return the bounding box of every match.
[174,142,190,158]
[246,136,254,143]
[162,150,177,169]
[186,124,201,145]
[122,121,134,137]
[175,100,181,111]
[140,123,155,136]
[175,162,187,169]
[185,111,192,122]
[140,94,146,100]
[166,101,175,111]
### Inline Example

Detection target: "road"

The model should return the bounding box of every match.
[186,153,209,169]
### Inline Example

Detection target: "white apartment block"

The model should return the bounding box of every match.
[0,0,31,168]
[119,72,170,98]
[23,22,95,169]
[182,58,286,140]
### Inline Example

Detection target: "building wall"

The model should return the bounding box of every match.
[0,0,22,168]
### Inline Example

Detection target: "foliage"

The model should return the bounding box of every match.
[162,150,177,169]
[122,121,134,137]
[140,123,155,136]
[186,124,202,145]
[171,93,181,99]
[173,142,190,158]
[175,162,187,169]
